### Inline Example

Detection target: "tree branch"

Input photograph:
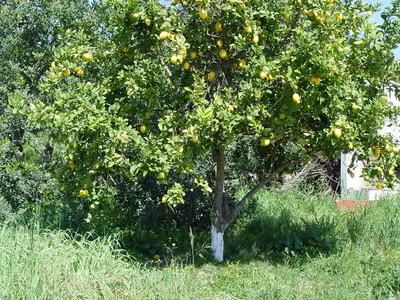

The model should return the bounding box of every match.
[271,81,287,109]
[160,59,172,78]
[225,159,299,226]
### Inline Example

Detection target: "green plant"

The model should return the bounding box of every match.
[0,196,12,222]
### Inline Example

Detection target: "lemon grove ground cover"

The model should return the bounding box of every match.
[1,189,400,299]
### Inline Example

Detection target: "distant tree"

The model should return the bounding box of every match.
[0,0,94,208]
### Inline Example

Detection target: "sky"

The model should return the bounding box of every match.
[364,0,400,58]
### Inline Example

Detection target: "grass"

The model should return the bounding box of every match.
[1,189,400,299]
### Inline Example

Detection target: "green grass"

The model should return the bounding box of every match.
[1,189,400,299]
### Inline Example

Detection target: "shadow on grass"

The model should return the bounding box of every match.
[117,208,341,268]
[109,203,344,268]
[224,208,339,265]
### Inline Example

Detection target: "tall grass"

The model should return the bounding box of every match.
[0,222,214,299]
[1,189,400,299]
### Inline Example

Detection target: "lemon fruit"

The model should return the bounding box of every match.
[160,31,169,40]
[199,8,207,19]
[238,59,246,70]
[219,49,228,59]
[292,93,301,104]
[333,128,342,138]
[208,71,216,82]
[83,53,94,63]
[140,125,147,134]
[215,21,222,32]
[260,138,271,146]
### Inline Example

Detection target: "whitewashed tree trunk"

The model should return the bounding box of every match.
[211,224,224,262]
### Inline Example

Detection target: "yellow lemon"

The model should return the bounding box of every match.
[373,147,381,158]
[292,93,301,104]
[333,128,342,138]
[183,62,190,70]
[62,69,70,77]
[79,189,88,197]
[260,138,271,146]
[140,125,147,134]
[75,67,84,77]
[199,8,208,19]
[311,77,321,85]
[252,35,259,44]
[215,21,223,32]
[160,31,169,40]
[219,49,228,59]
[335,12,343,21]
[238,59,246,70]
[208,71,216,82]
[348,142,354,150]
[83,53,94,63]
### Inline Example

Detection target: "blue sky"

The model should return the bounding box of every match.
[365,0,400,58]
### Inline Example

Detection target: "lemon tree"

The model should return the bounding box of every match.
[32,0,400,261]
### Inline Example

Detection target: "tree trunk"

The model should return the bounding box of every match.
[211,224,225,262]
[211,146,228,262]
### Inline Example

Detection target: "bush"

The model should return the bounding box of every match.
[0,196,12,222]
